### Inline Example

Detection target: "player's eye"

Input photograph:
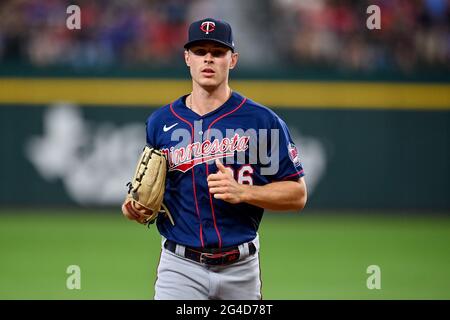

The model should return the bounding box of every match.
[192,49,207,56]
[211,50,226,57]
[191,48,227,57]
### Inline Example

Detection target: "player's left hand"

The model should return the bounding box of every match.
[207,159,246,204]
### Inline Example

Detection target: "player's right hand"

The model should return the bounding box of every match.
[122,198,151,222]
[207,159,247,204]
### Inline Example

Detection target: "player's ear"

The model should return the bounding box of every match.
[229,52,239,70]
[184,50,190,67]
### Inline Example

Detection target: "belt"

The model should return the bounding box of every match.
[164,239,257,266]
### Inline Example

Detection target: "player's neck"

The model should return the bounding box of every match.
[188,84,232,116]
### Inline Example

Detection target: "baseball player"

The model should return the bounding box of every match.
[122,18,307,300]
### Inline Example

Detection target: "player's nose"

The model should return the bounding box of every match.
[204,52,214,63]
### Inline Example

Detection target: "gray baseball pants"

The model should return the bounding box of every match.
[154,235,261,300]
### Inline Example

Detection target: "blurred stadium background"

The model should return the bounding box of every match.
[0,0,449,299]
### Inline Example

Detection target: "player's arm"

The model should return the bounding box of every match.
[208,160,307,211]
[239,177,307,211]
[122,113,159,221]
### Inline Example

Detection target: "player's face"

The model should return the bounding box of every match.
[185,42,238,89]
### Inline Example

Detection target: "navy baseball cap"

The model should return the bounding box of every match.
[184,18,235,52]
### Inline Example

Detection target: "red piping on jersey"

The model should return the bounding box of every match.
[208,97,247,130]
[206,97,247,248]
[170,103,204,248]
[281,170,304,181]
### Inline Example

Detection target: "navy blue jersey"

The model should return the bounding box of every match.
[146,91,304,248]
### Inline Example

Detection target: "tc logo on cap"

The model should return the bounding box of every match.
[200,21,215,34]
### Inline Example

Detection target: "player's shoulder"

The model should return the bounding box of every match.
[241,94,284,124]
[145,95,186,125]
[145,103,171,124]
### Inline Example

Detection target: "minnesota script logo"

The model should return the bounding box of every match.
[161,133,249,173]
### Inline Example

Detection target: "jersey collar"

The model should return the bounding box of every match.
[174,91,245,119]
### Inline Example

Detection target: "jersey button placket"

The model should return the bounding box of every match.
[199,118,208,201]
[204,220,213,229]
[194,119,204,140]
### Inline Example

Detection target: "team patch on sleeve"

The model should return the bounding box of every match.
[288,142,301,167]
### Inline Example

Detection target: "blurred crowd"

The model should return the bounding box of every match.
[0,0,449,73]
[271,0,450,73]
[0,0,190,68]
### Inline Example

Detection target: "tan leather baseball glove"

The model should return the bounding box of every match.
[122,146,174,226]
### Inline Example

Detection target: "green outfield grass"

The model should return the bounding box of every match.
[0,209,449,299]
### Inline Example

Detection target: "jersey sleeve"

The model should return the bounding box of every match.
[145,112,160,148]
[265,115,305,182]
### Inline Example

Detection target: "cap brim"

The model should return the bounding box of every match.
[184,39,234,52]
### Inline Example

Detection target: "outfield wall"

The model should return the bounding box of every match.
[0,79,449,210]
